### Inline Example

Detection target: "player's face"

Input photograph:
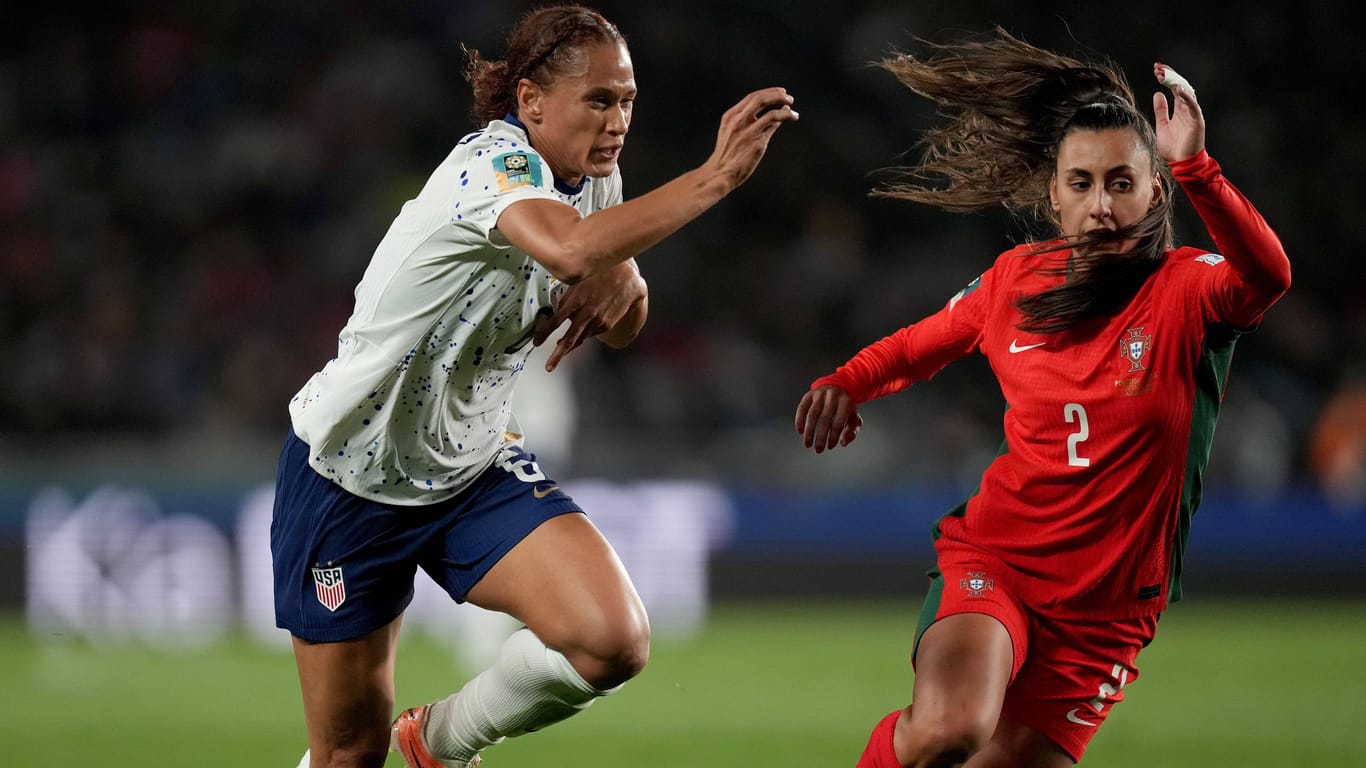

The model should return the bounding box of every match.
[1049,128,1160,247]
[521,41,635,187]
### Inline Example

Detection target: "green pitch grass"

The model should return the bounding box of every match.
[3,600,1364,766]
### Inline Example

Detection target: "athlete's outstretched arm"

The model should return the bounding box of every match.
[498,88,798,284]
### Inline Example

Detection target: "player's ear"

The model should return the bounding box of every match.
[1149,173,1163,209]
[1049,173,1061,214]
[517,78,543,122]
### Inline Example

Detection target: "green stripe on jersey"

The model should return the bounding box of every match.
[1168,321,1241,604]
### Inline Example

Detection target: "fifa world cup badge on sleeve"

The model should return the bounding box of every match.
[948,273,983,312]
[494,152,543,192]
[312,565,347,612]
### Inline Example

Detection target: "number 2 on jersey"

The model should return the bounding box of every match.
[1064,403,1091,467]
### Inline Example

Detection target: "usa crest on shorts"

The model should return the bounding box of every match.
[312,565,346,612]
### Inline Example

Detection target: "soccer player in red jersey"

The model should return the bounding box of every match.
[795,29,1290,767]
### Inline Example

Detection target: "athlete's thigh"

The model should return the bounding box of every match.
[425,443,646,648]
[292,616,404,758]
[906,557,1028,739]
[465,511,647,648]
[909,612,1015,733]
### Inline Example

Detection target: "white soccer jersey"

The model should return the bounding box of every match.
[289,117,622,504]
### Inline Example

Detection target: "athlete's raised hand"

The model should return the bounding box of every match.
[796,385,863,454]
[703,87,799,190]
[1153,62,1205,164]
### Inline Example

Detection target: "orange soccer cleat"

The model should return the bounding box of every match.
[391,705,483,768]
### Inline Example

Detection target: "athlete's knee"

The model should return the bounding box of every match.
[311,723,391,768]
[311,744,389,768]
[575,612,651,689]
[607,615,651,683]
[897,712,992,768]
[297,644,397,767]
[547,608,650,690]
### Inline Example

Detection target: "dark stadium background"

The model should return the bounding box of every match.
[2,1,1363,628]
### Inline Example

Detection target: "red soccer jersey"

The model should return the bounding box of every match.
[814,152,1289,619]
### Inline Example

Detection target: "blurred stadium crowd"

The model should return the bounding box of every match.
[3,1,1363,500]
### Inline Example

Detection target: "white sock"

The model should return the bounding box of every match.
[424,628,620,762]
[293,749,309,768]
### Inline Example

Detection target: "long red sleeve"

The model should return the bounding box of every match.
[812,274,988,403]
[1170,150,1291,324]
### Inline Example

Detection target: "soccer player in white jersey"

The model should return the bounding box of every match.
[271,6,798,767]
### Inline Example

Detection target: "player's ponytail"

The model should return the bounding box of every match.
[874,26,1177,333]
[464,5,626,127]
[872,26,1125,220]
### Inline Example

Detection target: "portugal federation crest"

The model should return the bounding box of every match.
[960,571,995,598]
[312,565,346,612]
[1120,327,1152,373]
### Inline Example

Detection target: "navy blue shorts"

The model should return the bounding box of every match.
[270,430,580,642]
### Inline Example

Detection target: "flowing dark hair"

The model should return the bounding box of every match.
[464,5,626,126]
[876,27,1175,333]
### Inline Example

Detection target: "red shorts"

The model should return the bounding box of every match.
[915,547,1159,762]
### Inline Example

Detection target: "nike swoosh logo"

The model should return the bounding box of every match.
[532,484,559,499]
[1066,708,1097,727]
[1009,339,1046,353]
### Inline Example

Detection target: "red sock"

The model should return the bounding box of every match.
[855,709,904,768]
